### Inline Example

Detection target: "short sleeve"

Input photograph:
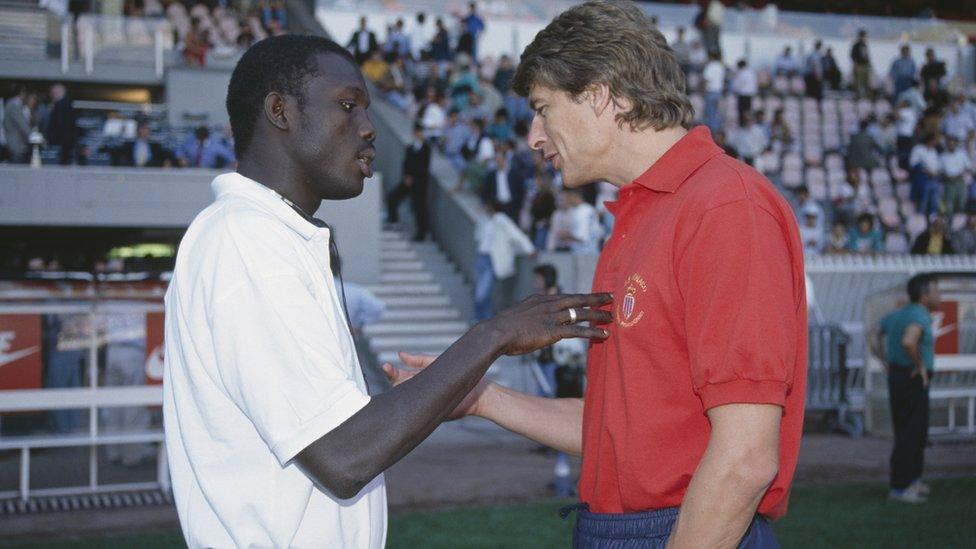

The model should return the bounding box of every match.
[211,270,370,466]
[677,199,802,412]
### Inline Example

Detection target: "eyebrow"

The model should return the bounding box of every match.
[337,86,370,106]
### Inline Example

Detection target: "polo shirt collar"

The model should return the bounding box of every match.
[211,172,330,241]
[632,126,724,193]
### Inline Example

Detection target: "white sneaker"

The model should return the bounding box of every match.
[889,483,927,504]
[912,480,931,496]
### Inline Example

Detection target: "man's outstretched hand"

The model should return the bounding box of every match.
[383,352,488,419]
[485,292,613,356]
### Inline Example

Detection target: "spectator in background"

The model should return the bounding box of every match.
[441,108,472,171]
[847,213,884,254]
[941,96,974,143]
[731,59,757,125]
[769,108,794,152]
[386,124,432,241]
[851,29,872,100]
[953,213,976,255]
[889,45,917,100]
[702,51,725,134]
[799,205,826,256]
[774,46,798,77]
[826,221,849,254]
[548,188,601,254]
[430,17,452,64]
[44,83,77,165]
[454,145,487,194]
[920,48,947,104]
[360,49,389,85]
[822,47,842,91]
[713,129,737,159]
[465,117,494,166]
[460,2,486,60]
[487,107,511,142]
[177,126,235,169]
[876,113,898,158]
[688,40,707,75]
[731,110,768,167]
[109,122,172,167]
[493,55,516,95]
[895,99,918,171]
[407,12,432,60]
[183,17,209,67]
[804,40,824,102]
[672,27,693,76]
[941,136,972,222]
[909,133,942,218]
[386,18,410,59]
[473,197,535,321]
[529,161,557,250]
[482,145,525,222]
[793,184,825,230]
[896,79,926,115]
[419,88,447,140]
[847,119,880,172]
[696,0,723,59]
[347,16,378,65]
[911,215,955,255]
[3,87,32,163]
[871,275,939,504]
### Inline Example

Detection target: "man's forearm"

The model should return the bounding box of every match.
[296,322,505,498]
[476,384,584,455]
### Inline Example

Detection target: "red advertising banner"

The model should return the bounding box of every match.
[933,301,959,355]
[145,312,165,385]
[0,314,43,390]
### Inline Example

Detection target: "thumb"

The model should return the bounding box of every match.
[382,363,396,381]
[398,351,434,368]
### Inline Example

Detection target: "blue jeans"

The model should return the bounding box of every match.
[474,253,495,321]
[569,505,779,548]
[919,176,941,218]
[45,349,85,433]
[704,91,722,135]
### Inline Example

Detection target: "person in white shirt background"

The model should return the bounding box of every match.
[731,58,758,125]
[895,99,918,170]
[164,35,612,549]
[732,110,769,167]
[702,51,725,134]
[547,188,602,254]
[940,135,973,222]
[799,205,826,256]
[473,197,538,321]
[909,133,942,218]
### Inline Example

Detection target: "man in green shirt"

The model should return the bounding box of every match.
[871,274,940,503]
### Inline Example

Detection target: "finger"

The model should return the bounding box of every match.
[559,325,610,340]
[382,363,396,381]
[552,293,613,310]
[564,308,614,325]
[398,351,437,368]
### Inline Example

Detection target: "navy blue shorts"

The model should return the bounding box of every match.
[567,505,780,549]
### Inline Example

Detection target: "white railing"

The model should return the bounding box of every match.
[0,300,167,502]
[68,15,174,76]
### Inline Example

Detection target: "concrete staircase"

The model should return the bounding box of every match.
[363,230,473,367]
[0,1,49,60]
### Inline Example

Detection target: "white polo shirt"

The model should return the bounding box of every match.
[163,172,386,549]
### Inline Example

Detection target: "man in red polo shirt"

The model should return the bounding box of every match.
[387,1,806,546]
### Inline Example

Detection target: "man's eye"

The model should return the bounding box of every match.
[340,101,356,111]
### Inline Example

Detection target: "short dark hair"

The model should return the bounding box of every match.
[226,35,355,157]
[907,274,934,303]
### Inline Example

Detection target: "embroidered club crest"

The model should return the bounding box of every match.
[617,273,647,328]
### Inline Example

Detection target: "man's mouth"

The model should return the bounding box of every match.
[356,147,375,178]
[545,152,561,170]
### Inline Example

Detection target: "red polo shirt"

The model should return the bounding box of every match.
[579,127,807,520]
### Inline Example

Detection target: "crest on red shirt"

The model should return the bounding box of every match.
[618,273,647,328]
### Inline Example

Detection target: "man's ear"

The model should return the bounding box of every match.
[263,92,289,130]
[588,83,614,118]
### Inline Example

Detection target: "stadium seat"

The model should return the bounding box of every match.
[884,232,909,253]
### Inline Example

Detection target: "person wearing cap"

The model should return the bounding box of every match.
[799,205,826,255]
[388,2,806,546]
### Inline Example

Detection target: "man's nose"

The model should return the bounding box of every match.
[527,114,547,151]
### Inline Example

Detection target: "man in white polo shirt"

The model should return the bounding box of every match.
[163,35,613,548]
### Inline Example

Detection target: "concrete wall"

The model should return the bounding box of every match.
[165,67,233,127]
[0,166,382,283]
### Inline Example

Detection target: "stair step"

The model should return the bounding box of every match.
[379,271,434,283]
[381,231,404,241]
[365,283,442,295]
[369,334,460,350]
[381,260,425,272]
[364,321,469,336]
[382,295,452,307]
[381,250,419,261]
[381,240,410,251]
[380,308,460,321]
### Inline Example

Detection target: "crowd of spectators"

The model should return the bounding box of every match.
[1,82,235,169]
[358,3,975,257]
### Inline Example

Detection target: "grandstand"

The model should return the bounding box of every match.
[0,0,975,541]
